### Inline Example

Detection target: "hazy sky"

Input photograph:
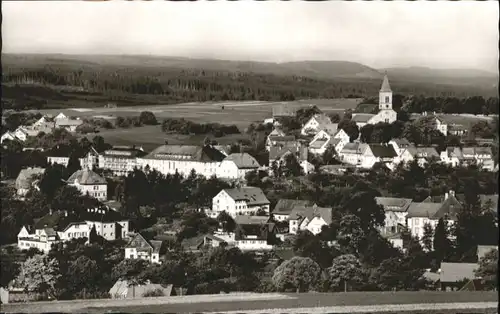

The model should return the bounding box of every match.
[2,1,498,71]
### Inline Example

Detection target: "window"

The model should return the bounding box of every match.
[385,96,390,103]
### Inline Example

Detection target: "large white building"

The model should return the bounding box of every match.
[67,169,108,201]
[137,145,226,178]
[17,208,130,253]
[211,187,270,218]
[216,153,260,180]
[351,75,398,128]
[99,146,147,176]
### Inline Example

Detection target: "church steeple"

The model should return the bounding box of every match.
[380,73,392,92]
[379,73,393,110]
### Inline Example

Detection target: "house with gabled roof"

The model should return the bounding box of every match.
[309,128,349,156]
[375,197,413,235]
[360,144,398,169]
[339,142,370,166]
[389,138,414,156]
[125,233,165,264]
[439,262,479,291]
[109,280,174,299]
[211,187,270,218]
[289,205,332,235]
[216,153,260,180]
[54,118,83,132]
[269,145,311,175]
[15,167,45,197]
[233,215,275,251]
[67,169,108,201]
[272,199,317,222]
[137,144,224,178]
[47,145,99,169]
[300,114,335,136]
[406,190,463,240]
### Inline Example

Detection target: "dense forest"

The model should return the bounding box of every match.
[2,59,498,111]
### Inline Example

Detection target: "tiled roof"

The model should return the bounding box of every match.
[68,169,107,185]
[341,143,368,154]
[224,153,260,169]
[273,199,316,215]
[143,145,225,162]
[234,215,270,226]
[440,262,479,283]
[406,194,463,219]
[416,147,439,158]
[269,146,298,161]
[268,128,286,137]
[380,74,392,92]
[351,114,375,123]
[375,197,412,212]
[369,144,398,158]
[445,147,463,159]
[223,187,270,206]
[15,167,46,190]
[406,202,443,219]
[305,206,333,225]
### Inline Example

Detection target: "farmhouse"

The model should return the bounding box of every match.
[137,144,225,178]
[272,199,316,222]
[15,167,45,197]
[67,169,108,201]
[289,205,332,235]
[351,74,398,128]
[125,233,165,264]
[406,190,463,240]
[300,114,335,136]
[216,153,260,180]
[99,145,147,176]
[309,128,349,155]
[211,187,270,218]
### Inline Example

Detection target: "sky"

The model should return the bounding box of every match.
[2,1,498,72]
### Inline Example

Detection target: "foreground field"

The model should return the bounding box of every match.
[2,291,497,314]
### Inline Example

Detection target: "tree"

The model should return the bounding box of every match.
[282,154,303,177]
[272,256,321,293]
[422,223,434,252]
[337,214,366,255]
[217,211,236,233]
[338,119,359,142]
[1,253,20,288]
[66,152,81,176]
[16,255,61,299]
[111,259,150,284]
[433,218,451,263]
[475,249,498,290]
[328,254,366,292]
[139,111,158,125]
[322,145,337,165]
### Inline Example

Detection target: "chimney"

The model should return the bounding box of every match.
[444,192,449,200]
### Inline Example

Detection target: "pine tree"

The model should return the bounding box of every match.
[433,218,450,263]
[422,223,434,252]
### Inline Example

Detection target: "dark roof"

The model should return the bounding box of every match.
[440,262,479,283]
[380,74,392,92]
[102,146,147,158]
[273,199,316,215]
[369,144,398,158]
[223,187,270,206]
[126,233,163,253]
[289,205,333,225]
[375,197,412,212]
[406,194,463,219]
[224,153,260,169]
[234,215,270,226]
[67,169,107,185]
[351,114,375,123]
[143,145,225,162]
[341,143,369,154]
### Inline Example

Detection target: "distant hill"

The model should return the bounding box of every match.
[2,53,497,88]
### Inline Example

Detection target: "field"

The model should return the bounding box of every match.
[1,291,497,314]
[26,98,360,149]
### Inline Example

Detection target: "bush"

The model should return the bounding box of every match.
[142,288,165,297]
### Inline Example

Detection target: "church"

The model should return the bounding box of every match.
[351,74,398,128]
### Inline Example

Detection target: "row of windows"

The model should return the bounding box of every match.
[68,232,87,238]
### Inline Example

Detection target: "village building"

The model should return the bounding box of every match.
[440,146,494,170]
[439,262,479,291]
[338,142,370,166]
[54,118,83,132]
[211,187,270,218]
[289,205,333,235]
[359,144,398,169]
[216,153,260,181]
[17,208,130,253]
[300,114,335,136]
[308,128,349,155]
[137,144,225,178]
[99,145,147,176]
[388,138,414,157]
[272,199,316,222]
[375,197,413,236]
[265,131,298,152]
[0,131,18,144]
[15,167,45,197]
[67,169,108,201]
[406,190,463,240]
[46,145,99,169]
[268,145,311,175]
[125,233,165,264]
[109,280,174,299]
[351,74,398,129]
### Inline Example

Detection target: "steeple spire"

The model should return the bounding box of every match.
[380,73,392,92]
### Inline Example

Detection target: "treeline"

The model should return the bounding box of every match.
[3,63,497,111]
[402,95,499,115]
[161,118,240,137]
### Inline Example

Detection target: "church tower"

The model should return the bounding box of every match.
[379,74,392,110]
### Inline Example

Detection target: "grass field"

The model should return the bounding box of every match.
[2,291,497,314]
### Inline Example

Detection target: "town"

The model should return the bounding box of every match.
[1,74,498,304]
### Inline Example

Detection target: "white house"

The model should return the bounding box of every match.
[216,153,260,180]
[309,129,349,155]
[47,146,99,169]
[67,169,108,201]
[54,112,68,120]
[99,146,147,176]
[359,144,398,169]
[137,145,226,178]
[375,197,413,235]
[351,75,398,128]
[389,138,414,157]
[435,116,448,136]
[1,132,17,144]
[272,199,316,222]
[233,215,275,251]
[15,167,45,197]
[54,118,83,132]
[289,205,332,235]
[440,147,463,167]
[211,187,270,218]
[406,191,463,241]
[125,233,164,264]
[339,143,370,166]
[300,114,335,136]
